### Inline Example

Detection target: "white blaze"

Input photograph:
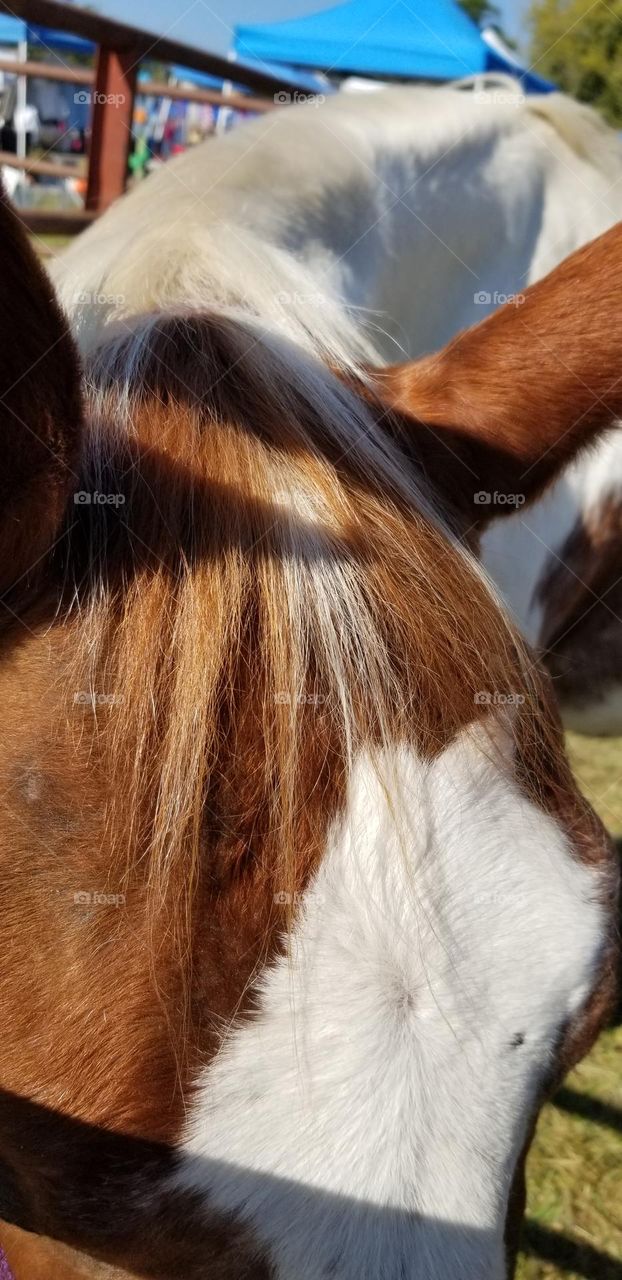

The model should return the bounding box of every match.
[173,723,604,1279]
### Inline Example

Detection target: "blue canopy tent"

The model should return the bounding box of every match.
[0,16,93,55]
[0,15,26,45]
[27,25,94,57]
[0,17,94,144]
[171,57,330,96]
[482,29,553,95]
[235,0,554,92]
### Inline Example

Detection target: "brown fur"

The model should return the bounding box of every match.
[0,189,82,592]
[1,1221,132,1279]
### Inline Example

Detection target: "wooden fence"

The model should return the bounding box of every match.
[0,0,292,234]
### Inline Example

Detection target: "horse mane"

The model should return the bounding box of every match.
[524,92,622,171]
[448,78,622,173]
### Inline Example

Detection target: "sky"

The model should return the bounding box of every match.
[89,0,532,59]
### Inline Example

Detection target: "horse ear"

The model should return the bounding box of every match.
[369,223,622,532]
[0,187,82,593]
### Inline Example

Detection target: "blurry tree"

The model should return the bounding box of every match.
[529,0,622,125]
[458,0,500,24]
[457,1,517,49]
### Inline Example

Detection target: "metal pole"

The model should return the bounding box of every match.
[15,36,27,159]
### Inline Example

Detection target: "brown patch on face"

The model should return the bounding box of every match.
[0,315,359,1273]
[1,1222,268,1280]
[1,1221,131,1280]
[0,1089,274,1279]
[0,596,330,1273]
[536,495,622,719]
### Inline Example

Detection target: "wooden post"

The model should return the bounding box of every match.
[86,45,138,214]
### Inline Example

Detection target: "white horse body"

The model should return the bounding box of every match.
[55,85,622,358]
[53,85,622,734]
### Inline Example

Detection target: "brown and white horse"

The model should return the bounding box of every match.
[0,185,619,1279]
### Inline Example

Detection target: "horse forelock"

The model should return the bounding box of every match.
[44,303,610,951]
[36,309,540,936]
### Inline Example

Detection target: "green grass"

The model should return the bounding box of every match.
[30,233,72,260]
[516,733,622,1280]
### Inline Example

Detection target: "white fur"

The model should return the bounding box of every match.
[51,84,622,362]
[481,470,581,647]
[482,432,622,641]
[172,727,604,1279]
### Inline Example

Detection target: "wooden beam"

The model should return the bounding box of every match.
[0,0,291,96]
[0,55,92,85]
[85,47,137,213]
[0,56,276,112]
[0,149,84,178]
[141,79,275,113]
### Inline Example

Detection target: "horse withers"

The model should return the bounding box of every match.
[0,187,618,1278]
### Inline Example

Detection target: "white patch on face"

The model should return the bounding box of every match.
[172,723,605,1279]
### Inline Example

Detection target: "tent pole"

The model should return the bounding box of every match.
[216,49,236,135]
[15,36,27,159]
